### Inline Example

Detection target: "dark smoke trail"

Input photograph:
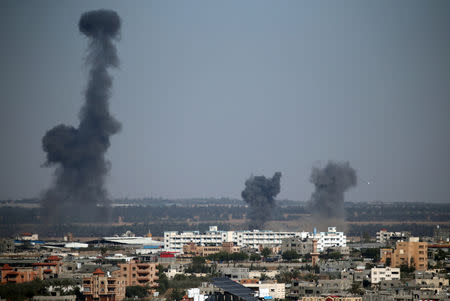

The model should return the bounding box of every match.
[241,172,282,230]
[308,161,357,220]
[41,10,121,222]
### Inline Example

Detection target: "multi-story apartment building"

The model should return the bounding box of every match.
[114,260,158,289]
[164,226,346,253]
[83,268,126,301]
[371,267,400,284]
[381,237,428,271]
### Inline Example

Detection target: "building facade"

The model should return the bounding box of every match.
[371,267,400,284]
[281,237,313,255]
[390,237,428,271]
[83,268,126,301]
[114,260,158,289]
[376,229,410,245]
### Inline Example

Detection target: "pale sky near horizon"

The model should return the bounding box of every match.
[1,1,450,203]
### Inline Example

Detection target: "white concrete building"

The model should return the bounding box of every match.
[308,227,347,252]
[371,267,400,284]
[164,226,346,253]
[243,282,285,299]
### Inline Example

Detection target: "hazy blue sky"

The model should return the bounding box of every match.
[1,1,450,202]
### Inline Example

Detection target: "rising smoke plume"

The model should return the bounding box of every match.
[241,172,282,230]
[41,10,121,222]
[308,161,357,220]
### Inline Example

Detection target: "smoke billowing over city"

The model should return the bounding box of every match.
[308,161,357,220]
[41,10,122,222]
[241,172,282,230]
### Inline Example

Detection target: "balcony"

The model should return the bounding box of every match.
[137,263,149,269]
[137,277,150,283]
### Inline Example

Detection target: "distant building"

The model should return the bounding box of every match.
[381,237,428,271]
[371,267,400,284]
[376,229,410,245]
[183,242,240,257]
[165,226,299,253]
[83,268,126,301]
[17,232,39,241]
[433,225,450,243]
[164,226,346,253]
[0,238,14,253]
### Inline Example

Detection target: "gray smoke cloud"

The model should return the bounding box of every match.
[241,172,282,230]
[41,10,121,222]
[308,161,357,220]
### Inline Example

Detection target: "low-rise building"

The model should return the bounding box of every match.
[370,267,400,284]
[0,264,40,284]
[241,281,286,299]
[183,242,240,256]
[218,266,249,280]
[281,237,313,255]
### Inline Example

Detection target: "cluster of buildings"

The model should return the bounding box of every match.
[0,226,448,301]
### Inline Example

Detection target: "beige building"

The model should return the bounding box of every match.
[386,237,428,271]
[83,268,126,301]
[183,242,240,257]
[114,260,158,289]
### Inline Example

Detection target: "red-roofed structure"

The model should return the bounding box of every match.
[93,268,105,275]
[1,264,13,270]
[46,256,62,261]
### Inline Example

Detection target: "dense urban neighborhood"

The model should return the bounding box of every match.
[0,225,448,301]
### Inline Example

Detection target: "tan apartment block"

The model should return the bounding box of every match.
[390,237,428,271]
[83,268,126,301]
[114,260,158,288]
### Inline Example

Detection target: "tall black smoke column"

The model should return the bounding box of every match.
[41,10,121,221]
[241,172,282,230]
[308,161,357,220]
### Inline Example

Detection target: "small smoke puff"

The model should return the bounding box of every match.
[79,9,121,38]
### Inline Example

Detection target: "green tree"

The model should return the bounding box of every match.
[261,248,272,258]
[126,286,148,298]
[250,253,261,262]
[361,248,380,261]
[156,264,169,294]
[347,282,364,295]
[282,250,299,261]
[169,288,185,301]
